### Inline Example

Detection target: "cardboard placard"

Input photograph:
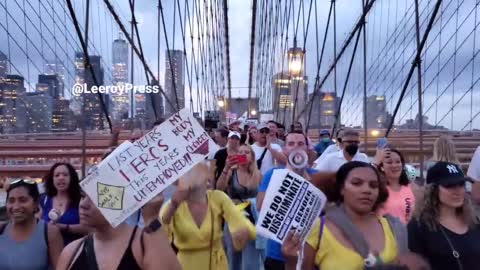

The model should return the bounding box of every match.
[256,169,327,244]
[80,109,220,227]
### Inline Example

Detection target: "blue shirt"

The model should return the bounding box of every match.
[258,167,319,261]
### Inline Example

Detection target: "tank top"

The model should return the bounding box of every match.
[227,169,258,200]
[0,220,50,270]
[70,226,142,270]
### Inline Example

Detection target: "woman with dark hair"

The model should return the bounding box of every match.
[56,190,181,270]
[41,162,88,245]
[0,179,64,269]
[281,161,427,270]
[408,161,480,270]
[374,148,416,224]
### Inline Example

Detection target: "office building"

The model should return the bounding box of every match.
[52,99,76,132]
[366,95,388,128]
[0,51,7,77]
[44,60,66,97]
[111,34,130,122]
[164,50,185,117]
[0,74,26,133]
[20,93,53,133]
[37,74,61,98]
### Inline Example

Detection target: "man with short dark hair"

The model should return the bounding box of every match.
[256,131,318,270]
[267,120,285,146]
[277,123,286,141]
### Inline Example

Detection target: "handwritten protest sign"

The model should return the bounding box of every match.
[81,109,220,227]
[256,169,327,244]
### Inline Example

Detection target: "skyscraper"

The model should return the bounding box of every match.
[111,34,129,122]
[145,79,164,128]
[74,52,107,130]
[272,72,292,123]
[20,92,53,133]
[0,75,26,133]
[44,60,66,97]
[37,74,60,98]
[366,95,388,128]
[52,99,76,132]
[319,92,339,128]
[0,51,7,77]
[164,50,185,117]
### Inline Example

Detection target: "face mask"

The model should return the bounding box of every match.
[322,138,330,143]
[345,144,359,156]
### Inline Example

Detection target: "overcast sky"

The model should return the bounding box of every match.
[0,0,479,130]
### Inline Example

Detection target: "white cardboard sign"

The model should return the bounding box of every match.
[256,169,327,244]
[80,109,219,227]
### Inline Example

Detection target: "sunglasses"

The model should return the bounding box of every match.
[343,140,360,144]
[10,179,36,185]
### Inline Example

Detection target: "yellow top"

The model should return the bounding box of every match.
[306,217,398,270]
[160,190,255,270]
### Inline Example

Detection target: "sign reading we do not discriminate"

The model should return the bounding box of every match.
[256,169,327,244]
[80,109,220,227]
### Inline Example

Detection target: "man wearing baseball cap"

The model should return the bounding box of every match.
[314,129,334,157]
[213,131,241,185]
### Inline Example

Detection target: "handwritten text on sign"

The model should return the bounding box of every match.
[80,109,219,227]
[256,169,326,244]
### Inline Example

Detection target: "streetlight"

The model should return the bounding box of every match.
[251,109,257,116]
[217,99,225,108]
[288,47,305,78]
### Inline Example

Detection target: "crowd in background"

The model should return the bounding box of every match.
[1,119,480,270]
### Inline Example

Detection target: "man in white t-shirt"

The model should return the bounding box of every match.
[314,129,370,172]
[251,123,286,175]
[468,146,480,203]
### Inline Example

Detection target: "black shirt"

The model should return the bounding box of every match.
[408,219,480,270]
[213,148,228,184]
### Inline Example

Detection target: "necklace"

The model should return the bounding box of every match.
[439,225,463,270]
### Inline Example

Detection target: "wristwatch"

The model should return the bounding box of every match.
[144,218,162,234]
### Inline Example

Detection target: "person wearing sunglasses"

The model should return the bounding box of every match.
[40,163,88,245]
[0,179,64,270]
[408,162,480,270]
[252,123,286,175]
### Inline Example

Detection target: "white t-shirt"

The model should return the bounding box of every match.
[313,144,341,167]
[314,150,370,173]
[251,143,282,175]
[467,146,480,181]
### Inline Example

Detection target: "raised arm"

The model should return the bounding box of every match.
[47,223,64,269]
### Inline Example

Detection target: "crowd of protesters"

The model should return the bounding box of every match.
[1,118,480,270]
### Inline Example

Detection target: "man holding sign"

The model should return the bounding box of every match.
[257,131,322,270]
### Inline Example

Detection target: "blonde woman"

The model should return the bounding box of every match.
[216,144,263,270]
[408,162,480,270]
[160,162,255,270]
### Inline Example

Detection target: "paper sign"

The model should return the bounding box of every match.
[81,109,220,227]
[256,169,327,244]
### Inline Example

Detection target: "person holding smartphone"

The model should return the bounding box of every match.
[217,144,263,270]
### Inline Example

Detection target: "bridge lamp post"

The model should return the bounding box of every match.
[288,47,305,127]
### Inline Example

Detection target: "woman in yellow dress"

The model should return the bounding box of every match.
[160,162,256,270]
[281,161,430,270]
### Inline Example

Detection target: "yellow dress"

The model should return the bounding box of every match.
[306,217,398,270]
[160,190,256,270]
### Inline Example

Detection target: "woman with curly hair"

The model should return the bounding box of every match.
[40,163,88,245]
[408,161,480,270]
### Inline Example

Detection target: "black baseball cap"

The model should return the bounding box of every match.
[426,161,470,187]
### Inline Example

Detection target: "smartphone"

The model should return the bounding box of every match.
[235,154,248,164]
[377,137,388,149]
